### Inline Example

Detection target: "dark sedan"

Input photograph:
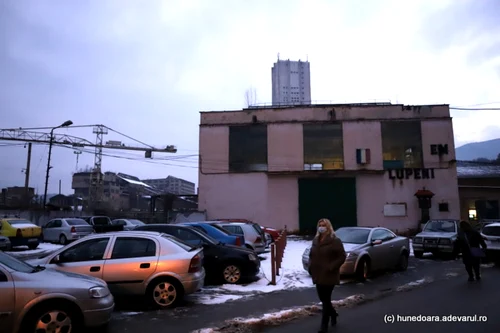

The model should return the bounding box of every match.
[134,224,261,284]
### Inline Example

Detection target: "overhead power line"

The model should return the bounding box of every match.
[450,107,500,111]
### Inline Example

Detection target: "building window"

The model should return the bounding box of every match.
[303,123,344,170]
[229,124,268,172]
[381,121,423,169]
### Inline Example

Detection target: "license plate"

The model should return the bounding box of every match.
[28,238,38,243]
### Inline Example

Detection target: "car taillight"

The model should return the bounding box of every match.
[235,237,241,246]
[16,229,22,237]
[188,254,201,273]
[256,236,262,244]
[70,227,76,233]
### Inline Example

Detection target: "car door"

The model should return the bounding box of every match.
[47,237,111,279]
[42,221,56,242]
[102,236,158,295]
[367,229,393,271]
[51,220,63,240]
[378,230,400,268]
[0,266,15,331]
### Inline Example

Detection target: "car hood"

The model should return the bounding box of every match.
[415,231,456,238]
[343,243,363,252]
[14,267,107,287]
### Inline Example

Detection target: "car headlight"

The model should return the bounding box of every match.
[248,254,258,261]
[346,252,357,258]
[89,286,110,298]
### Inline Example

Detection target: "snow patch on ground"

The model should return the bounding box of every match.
[188,239,355,305]
[446,272,459,277]
[6,243,63,259]
[395,277,433,292]
[409,240,414,256]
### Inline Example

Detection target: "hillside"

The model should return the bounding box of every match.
[456,138,500,161]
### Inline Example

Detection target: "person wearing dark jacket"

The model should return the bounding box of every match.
[309,218,346,333]
[457,220,487,281]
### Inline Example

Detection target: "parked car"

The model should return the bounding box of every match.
[111,219,145,231]
[261,226,280,246]
[42,218,94,245]
[480,222,500,264]
[134,224,261,284]
[80,216,124,233]
[217,219,268,246]
[0,218,41,249]
[412,219,460,258]
[0,235,11,251]
[0,251,114,333]
[302,227,410,281]
[27,231,205,308]
[216,222,266,254]
[180,222,244,247]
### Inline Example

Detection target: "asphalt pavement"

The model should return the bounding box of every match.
[264,264,499,333]
[107,256,471,333]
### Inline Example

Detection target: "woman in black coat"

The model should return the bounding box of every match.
[457,220,487,281]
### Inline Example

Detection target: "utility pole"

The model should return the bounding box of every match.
[24,142,32,207]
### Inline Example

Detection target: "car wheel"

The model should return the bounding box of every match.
[28,242,39,250]
[222,264,242,284]
[59,234,67,245]
[355,257,370,282]
[396,253,409,271]
[147,278,183,309]
[414,251,424,259]
[22,302,82,333]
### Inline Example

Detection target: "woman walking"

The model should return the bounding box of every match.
[457,220,487,281]
[308,218,346,333]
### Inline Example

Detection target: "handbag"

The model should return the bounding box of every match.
[464,233,485,258]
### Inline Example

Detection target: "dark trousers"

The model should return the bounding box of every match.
[316,284,336,319]
[465,260,481,278]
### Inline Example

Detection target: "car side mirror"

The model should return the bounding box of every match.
[371,239,383,246]
[51,255,61,264]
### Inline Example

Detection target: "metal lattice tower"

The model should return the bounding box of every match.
[88,125,108,209]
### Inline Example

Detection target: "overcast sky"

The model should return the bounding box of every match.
[1,0,499,195]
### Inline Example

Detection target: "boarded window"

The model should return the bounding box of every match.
[229,125,268,172]
[381,121,423,169]
[303,123,344,170]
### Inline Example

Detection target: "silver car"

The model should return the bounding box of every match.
[27,231,205,308]
[111,219,145,231]
[302,227,410,281]
[0,251,113,333]
[42,218,94,244]
[480,222,500,264]
[217,222,266,254]
[412,219,460,258]
[0,236,11,251]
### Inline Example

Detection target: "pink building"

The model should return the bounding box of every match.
[198,103,460,233]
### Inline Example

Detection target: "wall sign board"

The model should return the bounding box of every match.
[387,168,435,180]
[384,204,407,217]
[430,144,448,155]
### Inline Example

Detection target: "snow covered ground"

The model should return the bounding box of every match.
[188,238,357,305]
[6,243,62,259]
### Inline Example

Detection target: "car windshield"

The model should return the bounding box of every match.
[209,223,232,235]
[162,235,195,251]
[8,219,34,225]
[336,228,370,244]
[66,219,88,226]
[423,220,456,233]
[482,226,500,237]
[0,251,35,273]
[129,220,144,226]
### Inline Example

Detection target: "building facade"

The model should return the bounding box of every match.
[271,59,311,105]
[143,176,196,195]
[198,103,460,233]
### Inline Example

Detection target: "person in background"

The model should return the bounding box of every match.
[457,220,487,281]
[308,218,346,333]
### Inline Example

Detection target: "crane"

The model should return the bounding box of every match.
[0,127,177,210]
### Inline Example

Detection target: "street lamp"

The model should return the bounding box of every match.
[43,120,73,208]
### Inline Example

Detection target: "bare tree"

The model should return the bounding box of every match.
[244,87,258,107]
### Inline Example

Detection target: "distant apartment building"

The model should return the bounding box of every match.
[72,171,157,210]
[271,59,311,105]
[143,176,196,195]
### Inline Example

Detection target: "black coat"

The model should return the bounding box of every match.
[457,229,487,264]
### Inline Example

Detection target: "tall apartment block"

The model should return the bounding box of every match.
[271,59,311,106]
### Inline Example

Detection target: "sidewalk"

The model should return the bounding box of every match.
[108,257,466,333]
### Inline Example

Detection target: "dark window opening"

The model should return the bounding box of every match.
[381,121,423,169]
[303,123,344,170]
[475,200,499,220]
[438,203,449,212]
[229,125,268,172]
